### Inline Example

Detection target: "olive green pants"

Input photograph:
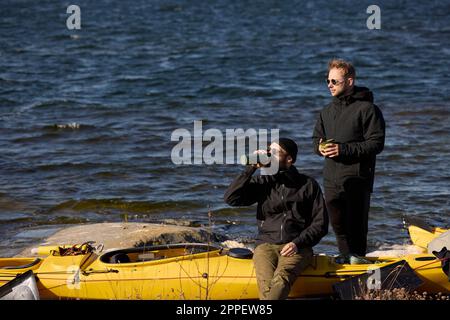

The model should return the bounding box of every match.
[253,243,313,300]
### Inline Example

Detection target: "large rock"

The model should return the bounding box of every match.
[366,244,424,258]
[17,222,227,257]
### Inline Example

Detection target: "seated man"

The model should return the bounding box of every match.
[224,138,328,300]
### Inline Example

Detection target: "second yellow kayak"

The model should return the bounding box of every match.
[404,217,447,250]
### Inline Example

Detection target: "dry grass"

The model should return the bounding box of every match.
[350,260,450,301]
[356,288,450,300]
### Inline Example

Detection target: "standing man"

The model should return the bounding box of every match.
[312,59,385,262]
[224,138,328,300]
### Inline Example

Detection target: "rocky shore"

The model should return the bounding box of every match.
[16,222,230,257]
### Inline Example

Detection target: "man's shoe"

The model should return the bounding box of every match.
[334,254,350,264]
[349,255,373,265]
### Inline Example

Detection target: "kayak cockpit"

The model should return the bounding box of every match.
[99,243,223,264]
[0,258,41,270]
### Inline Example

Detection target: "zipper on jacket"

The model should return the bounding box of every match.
[332,105,342,185]
[280,183,287,241]
[280,212,287,241]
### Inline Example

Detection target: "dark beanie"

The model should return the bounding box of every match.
[276,138,298,163]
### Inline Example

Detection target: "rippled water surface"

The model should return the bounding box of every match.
[1,0,449,256]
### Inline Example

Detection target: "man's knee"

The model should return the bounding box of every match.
[275,251,312,279]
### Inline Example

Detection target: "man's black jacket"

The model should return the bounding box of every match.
[224,165,328,248]
[312,86,385,192]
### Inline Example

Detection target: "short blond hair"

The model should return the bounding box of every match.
[327,59,356,79]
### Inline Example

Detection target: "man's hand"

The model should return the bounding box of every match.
[322,143,339,158]
[280,242,298,257]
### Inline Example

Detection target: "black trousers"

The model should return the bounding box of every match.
[325,178,371,256]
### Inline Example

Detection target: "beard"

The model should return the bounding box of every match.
[277,161,290,172]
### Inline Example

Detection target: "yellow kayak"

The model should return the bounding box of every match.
[1,243,449,300]
[404,216,447,250]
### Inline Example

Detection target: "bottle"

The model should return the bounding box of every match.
[239,152,271,166]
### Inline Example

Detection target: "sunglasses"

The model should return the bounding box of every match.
[326,78,345,86]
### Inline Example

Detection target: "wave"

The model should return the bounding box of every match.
[393,108,450,117]
[10,124,103,143]
[45,199,205,215]
[211,207,254,216]
[33,162,104,172]
[42,123,98,131]
[197,84,278,98]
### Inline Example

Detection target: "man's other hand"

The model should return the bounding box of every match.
[280,242,298,257]
[322,143,339,158]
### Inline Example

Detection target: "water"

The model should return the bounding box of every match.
[1,0,449,256]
